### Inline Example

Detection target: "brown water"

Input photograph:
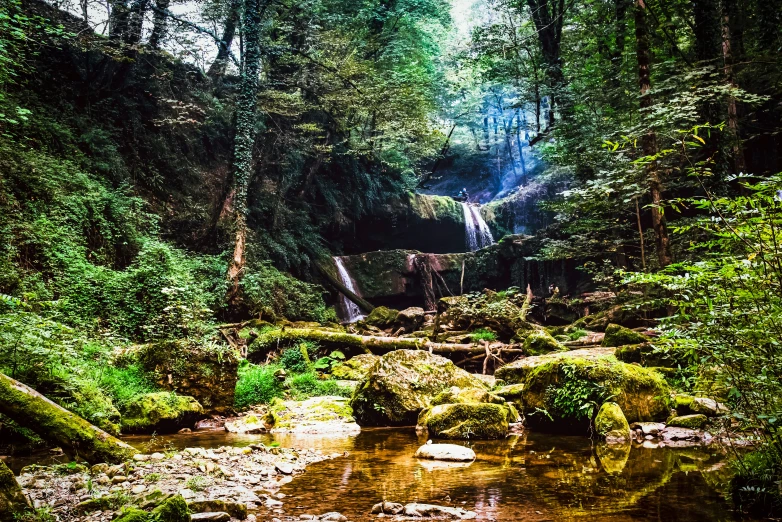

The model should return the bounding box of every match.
[6,428,739,521]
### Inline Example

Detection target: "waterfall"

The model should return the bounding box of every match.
[461,202,494,251]
[334,256,365,323]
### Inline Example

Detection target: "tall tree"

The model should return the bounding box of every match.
[635,0,671,267]
[525,0,567,125]
[207,0,241,79]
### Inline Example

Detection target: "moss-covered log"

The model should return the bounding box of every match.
[0,372,135,464]
[249,327,525,358]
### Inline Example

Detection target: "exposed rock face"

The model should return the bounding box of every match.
[134,340,240,414]
[496,349,671,426]
[330,354,380,381]
[263,396,360,435]
[414,443,476,462]
[417,403,509,439]
[120,392,204,433]
[601,324,648,347]
[350,350,487,426]
[594,402,631,443]
[0,460,28,521]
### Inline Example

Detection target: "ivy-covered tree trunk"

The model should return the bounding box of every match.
[126,0,150,45]
[635,0,672,267]
[226,0,266,301]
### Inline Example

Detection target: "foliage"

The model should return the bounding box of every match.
[542,363,613,423]
[284,371,352,400]
[234,362,285,409]
[240,264,335,323]
[471,328,497,343]
[278,342,317,373]
[312,350,345,372]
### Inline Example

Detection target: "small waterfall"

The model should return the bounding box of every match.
[334,256,365,323]
[461,202,494,251]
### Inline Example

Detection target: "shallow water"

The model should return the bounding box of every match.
[5,428,739,521]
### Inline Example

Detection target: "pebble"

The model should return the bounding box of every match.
[275,462,294,475]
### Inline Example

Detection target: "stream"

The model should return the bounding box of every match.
[32,428,739,521]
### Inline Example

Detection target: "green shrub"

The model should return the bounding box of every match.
[234,363,284,409]
[471,328,497,343]
[286,371,352,400]
[567,328,588,341]
[279,342,317,373]
[240,264,335,323]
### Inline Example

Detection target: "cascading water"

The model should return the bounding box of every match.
[461,202,494,251]
[334,256,365,323]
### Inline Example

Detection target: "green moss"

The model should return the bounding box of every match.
[594,402,630,441]
[0,459,28,520]
[602,324,647,347]
[430,386,504,406]
[365,307,399,329]
[523,330,565,355]
[114,507,150,522]
[493,384,525,402]
[150,495,189,522]
[418,403,509,439]
[331,354,379,380]
[120,392,204,433]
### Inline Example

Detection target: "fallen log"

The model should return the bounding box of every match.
[0,372,136,464]
[250,327,526,356]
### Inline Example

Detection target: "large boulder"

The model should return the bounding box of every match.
[496,349,671,426]
[395,307,425,333]
[0,460,28,521]
[121,392,204,433]
[350,350,487,426]
[594,402,630,443]
[601,324,648,347]
[417,403,509,439]
[134,340,240,414]
[330,354,380,381]
[523,330,564,355]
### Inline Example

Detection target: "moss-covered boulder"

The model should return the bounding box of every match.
[496,349,671,427]
[350,350,487,426]
[365,306,399,329]
[121,392,204,433]
[263,396,359,434]
[395,307,425,332]
[614,343,685,368]
[0,460,28,521]
[331,354,380,381]
[594,402,631,442]
[602,324,648,347]
[152,495,190,522]
[134,340,240,413]
[668,414,708,429]
[493,384,525,403]
[430,386,504,406]
[417,403,509,439]
[114,507,151,522]
[523,330,565,355]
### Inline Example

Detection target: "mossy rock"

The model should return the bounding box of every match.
[331,354,380,381]
[115,507,151,522]
[151,495,189,522]
[430,386,504,406]
[493,384,525,402]
[594,402,630,442]
[417,403,509,439]
[523,330,565,355]
[121,392,204,433]
[0,460,28,521]
[602,324,647,347]
[395,307,426,332]
[365,306,399,329]
[350,350,488,426]
[264,396,355,432]
[668,414,708,429]
[614,343,683,368]
[497,350,671,426]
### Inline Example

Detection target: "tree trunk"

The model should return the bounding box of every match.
[125,0,150,45]
[226,0,267,302]
[721,0,745,173]
[108,0,130,40]
[0,373,136,464]
[207,0,241,79]
[526,0,568,125]
[147,0,170,49]
[635,0,672,267]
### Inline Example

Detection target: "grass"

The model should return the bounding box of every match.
[471,328,497,343]
[234,362,352,409]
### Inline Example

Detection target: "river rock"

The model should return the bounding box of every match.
[191,513,230,522]
[417,403,509,439]
[414,443,476,462]
[630,422,665,436]
[660,427,703,441]
[496,348,671,424]
[594,402,630,443]
[493,384,524,402]
[403,503,477,519]
[319,513,347,521]
[331,354,380,381]
[691,397,728,416]
[188,500,247,519]
[371,502,404,514]
[264,396,360,435]
[120,392,205,433]
[350,350,488,425]
[225,414,266,434]
[668,414,708,429]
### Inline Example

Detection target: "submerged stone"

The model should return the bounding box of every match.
[121,392,204,433]
[350,350,487,426]
[417,403,509,439]
[403,503,477,519]
[414,443,476,462]
[601,324,647,347]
